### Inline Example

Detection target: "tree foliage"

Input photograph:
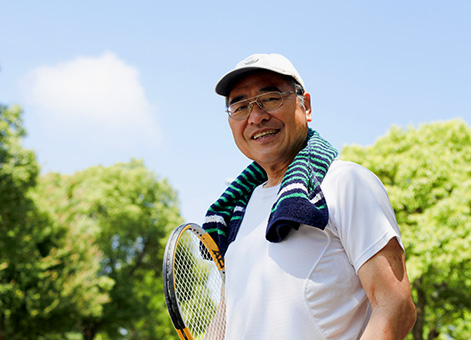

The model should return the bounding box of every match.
[1,104,182,339]
[1,105,111,339]
[36,160,183,339]
[341,119,471,340]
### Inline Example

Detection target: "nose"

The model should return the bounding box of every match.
[247,101,270,125]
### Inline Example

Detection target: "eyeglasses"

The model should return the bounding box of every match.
[226,91,295,120]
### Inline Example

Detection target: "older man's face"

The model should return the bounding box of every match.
[227,71,312,177]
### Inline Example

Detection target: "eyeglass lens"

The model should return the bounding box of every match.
[228,92,284,120]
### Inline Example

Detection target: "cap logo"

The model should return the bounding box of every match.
[244,58,259,65]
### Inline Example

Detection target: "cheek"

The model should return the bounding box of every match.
[229,121,246,145]
[229,121,252,156]
[229,120,239,139]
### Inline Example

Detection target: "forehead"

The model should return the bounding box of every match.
[228,71,289,100]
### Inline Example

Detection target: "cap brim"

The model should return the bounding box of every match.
[215,67,262,97]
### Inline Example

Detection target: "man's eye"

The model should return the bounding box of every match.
[233,103,248,113]
[262,95,281,103]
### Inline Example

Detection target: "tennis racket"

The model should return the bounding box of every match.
[163,223,226,340]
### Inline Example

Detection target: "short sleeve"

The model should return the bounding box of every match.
[321,160,403,272]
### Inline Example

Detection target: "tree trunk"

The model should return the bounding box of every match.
[412,278,426,340]
[83,327,96,340]
[427,327,439,340]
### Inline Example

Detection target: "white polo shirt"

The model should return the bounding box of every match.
[224,160,402,340]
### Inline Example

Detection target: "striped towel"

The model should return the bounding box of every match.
[203,129,338,256]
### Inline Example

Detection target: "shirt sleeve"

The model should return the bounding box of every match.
[322,160,403,273]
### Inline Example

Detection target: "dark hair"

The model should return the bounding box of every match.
[284,76,306,109]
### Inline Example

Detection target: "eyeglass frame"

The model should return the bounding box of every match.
[225,90,296,120]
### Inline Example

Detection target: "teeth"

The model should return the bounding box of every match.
[253,130,278,140]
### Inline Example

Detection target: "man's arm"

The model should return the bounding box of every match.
[358,237,416,340]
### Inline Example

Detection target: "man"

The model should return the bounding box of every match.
[203,53,416,339]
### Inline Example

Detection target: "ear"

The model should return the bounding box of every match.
[303,92,312,122]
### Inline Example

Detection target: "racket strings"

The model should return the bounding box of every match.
[174,231,226,340]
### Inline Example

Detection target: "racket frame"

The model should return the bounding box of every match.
[163,223,225,340]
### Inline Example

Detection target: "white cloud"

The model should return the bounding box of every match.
[20,52,162,171]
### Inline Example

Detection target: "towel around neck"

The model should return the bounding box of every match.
[203,129,338,257]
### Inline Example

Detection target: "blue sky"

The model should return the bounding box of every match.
[1,1,470,225]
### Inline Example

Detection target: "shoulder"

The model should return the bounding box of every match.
[323,159,384,193]
[322,159,393,216]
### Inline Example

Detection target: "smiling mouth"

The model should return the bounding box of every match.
[252,129,279,140]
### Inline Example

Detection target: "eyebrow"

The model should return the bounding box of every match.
[228,86,282,106]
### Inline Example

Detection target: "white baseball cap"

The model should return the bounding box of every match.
[215,53,305,97]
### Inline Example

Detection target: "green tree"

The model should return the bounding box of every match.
[0,105,110,339]
[36,160,183,339]
[341,119,471,340]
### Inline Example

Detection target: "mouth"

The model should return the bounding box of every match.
[252,129,280,140]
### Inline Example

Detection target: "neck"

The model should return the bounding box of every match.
[263,163,291,187]
[260,136,308,187]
